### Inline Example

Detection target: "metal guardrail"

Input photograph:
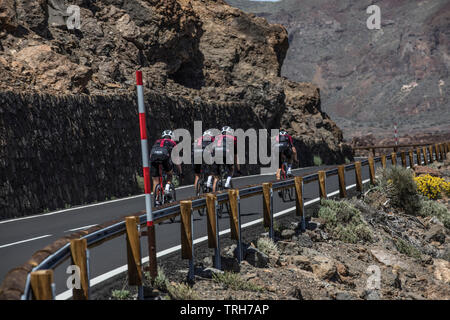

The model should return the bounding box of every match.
[16,141,450,299]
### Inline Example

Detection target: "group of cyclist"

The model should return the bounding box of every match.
[148,126,298,206]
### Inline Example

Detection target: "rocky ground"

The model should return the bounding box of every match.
[101,156,450,300]
[0,0,352,164]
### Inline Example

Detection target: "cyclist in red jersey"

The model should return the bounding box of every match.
[211,126,241,192]
[149,130,182,196]
[193,129,215,191]
[273,130,298,180]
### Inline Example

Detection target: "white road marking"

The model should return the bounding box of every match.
[55,177,370,300]
[0,235,52,249]
[64,224,98,233]
[0,167,315,225]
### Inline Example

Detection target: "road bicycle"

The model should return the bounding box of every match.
[278,160,295,202]
[213,164,235,218]
[153,163,179,223]
[195,166,211,217]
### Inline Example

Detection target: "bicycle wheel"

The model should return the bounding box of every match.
[216,179,224,218]
[154,184,163,207]
[196,179,205,216]
[168,183,176,222]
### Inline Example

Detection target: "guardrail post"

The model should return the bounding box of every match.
[125,216,143,298]
[408,150,414,169]
[422,147,428,165]
[294,176,305,231]
[180,201,194,281]
[228,189,242,263]
[371,148,376,157]
[434,144,440,162]
[368,158,376,185]
[337,165,347,198]
[206,194,220,270]
[262,183,273,239]
[401,152,407,168]
[428,145,433,163]
[318,171,327,199]
[416,148,421,166]
[381,155,386,169]
[439,144,444,160]
[70,238,89,300]
[355,161,363,193]
[30,270,54,300]
[391,152,397,166]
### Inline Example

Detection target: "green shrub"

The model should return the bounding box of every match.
[395,238,421,259]
[420,199,450,229]
[167,283,199,300]
[376,167,422,215]
[111,289,132,300]
[213,272,264,292]
[318,199,372,243]
[136,173,145,193]
[257,237,279,256]
[313,155,323,166]
[145,268,169,291]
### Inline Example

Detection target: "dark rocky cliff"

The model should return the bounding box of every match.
[0,0,352,218]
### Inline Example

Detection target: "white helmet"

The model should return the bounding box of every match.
[161,130,174,140]
[279,130,288,136]
[221,126,234,135]
[203,129,214,137]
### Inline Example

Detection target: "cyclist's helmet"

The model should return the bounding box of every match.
[161,130,174,140]
[221,126,234,135]
[279,130,289,136]
[203,129,214,137]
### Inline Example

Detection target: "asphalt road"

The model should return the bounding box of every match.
[0,158,400,298]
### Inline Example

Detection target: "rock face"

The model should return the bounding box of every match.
[227,0,450,140]
[0,0,352,218]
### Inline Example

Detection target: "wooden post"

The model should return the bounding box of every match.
[294,176,305,231]
[262,182,273,238]
[318,171,327,199]
[206,194,218,249]
[371,148,376,157]
[337,165,347,198]
[381,155,386,169]
[416,148,421,166]
[368,157,376,185]
[401,152,407,168]
[408,150,414,169]
[228,189,239,241]
[70,238,89,300]
[355,161,363,193]
[30,270,54,300]
[391,153,397,166]
[228,189,242,262]
[428,145,434,163]
[422,147,428,165]
[439,144,444,160]
[126,216,142,287]
[180,201,193,260]
[435,144,440,162]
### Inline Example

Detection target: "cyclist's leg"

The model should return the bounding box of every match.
[193,164,201,190]
[150,162,160,194]
[276,151,284,180]
[163,159,174,191]
[286,149,293,175]
[212,163,220,192]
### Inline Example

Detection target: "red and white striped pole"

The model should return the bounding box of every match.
[136,70,157,280]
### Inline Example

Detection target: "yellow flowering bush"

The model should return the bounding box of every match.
[414,175,450,200]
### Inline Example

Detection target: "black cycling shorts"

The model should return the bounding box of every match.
[150,159,173,177]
